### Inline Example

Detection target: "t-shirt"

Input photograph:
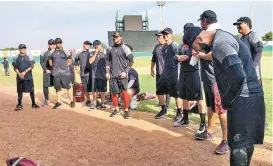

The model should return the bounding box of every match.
[92,50,107,79]
[49,49,72,76]
[40,49,53,71]
[74,50,92,77]
[199,23,221,84]
[128,68,140,92]
[161,42,180,78]
[177,44,199,72]
[2,60,9,68]
[106,44,133,78]
[151,44,165,75]
[12,54,35,80]
[212,30,261,99]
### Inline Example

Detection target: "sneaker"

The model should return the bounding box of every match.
[172,110,183,122]
[101,104,107,109]
[110,109,120,117]
[70,101,75,108]
[85,101,92,107]
[124,110,130,119]
[195,124,207,140]
[89,104,96,110]
[174,118,189,127]
[215,140,230,154]
[206,132,216,141]
[53,102,62,110]
[41,100,50,107]
[15,104,23,111]
[32,103,40,109]
[154,109,167,119]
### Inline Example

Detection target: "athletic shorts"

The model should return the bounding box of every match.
[92,78,107,92]
[43,72,54,88]
[53,74,71,91]
[156,75,179,98]
[227,92,265,148]
[70,72,75,84]
[81,76,92,93]
[203,83,227,114]
[16,77,34,93]
[179,71,203,100]
[156,75,161,90]
[110,78,128,94]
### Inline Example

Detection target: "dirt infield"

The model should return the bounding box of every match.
[0,85,272,166]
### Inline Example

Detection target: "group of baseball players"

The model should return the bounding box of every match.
[11,9,265,166]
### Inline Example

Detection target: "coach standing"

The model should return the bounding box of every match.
[105,32,134,119]
[12,44,40,111]
[49,38,75,109]
[186,27,265,166]
[151,31,171,111]
[40,39,56,107]
[75,41,93,107]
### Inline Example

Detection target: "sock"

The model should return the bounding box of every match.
[30,92,35,104]
[183,109,189,121]
[43,87,49,101]
[122,90,129,110]
[161,105,166,111]
[200,113,206,124]
[18,92,23,105]
[111,94,119,109]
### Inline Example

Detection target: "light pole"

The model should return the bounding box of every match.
[157,1,165,30]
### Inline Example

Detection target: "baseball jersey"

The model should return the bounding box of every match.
[40,49,53,71]
[151,44,165,75]
[49,49,72,76]
[74,50,92,77]
[161,42,180,78]
[92,50,107,79]
[12,54,35,80]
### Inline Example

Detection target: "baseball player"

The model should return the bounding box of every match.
[48,38,75,109]
[151,31,171,110]
[74,41,94,107]
[40,39,56,107]
[89,40,107,109]
[2,57,9,76]
[12,44,40,111]
[105,32,134,119]
[185,26,265,166]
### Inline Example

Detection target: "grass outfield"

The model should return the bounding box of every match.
[0,53,272,135]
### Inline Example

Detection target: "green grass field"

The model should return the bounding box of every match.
[0,52,272,135]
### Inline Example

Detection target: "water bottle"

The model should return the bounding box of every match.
[130,95,137,109]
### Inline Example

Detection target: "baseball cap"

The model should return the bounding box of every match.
[48,39,55,45]
[198,10,217,21]
[162,27,173,34]
[18,44,27,49]
[93,40,101,46]
[54,38,62,44]
[112,32,122,37]
[155,30,163,36]
[233,17,252,25]
[83,41,92,45]
[183,23,194,32]
[183,26,202,46]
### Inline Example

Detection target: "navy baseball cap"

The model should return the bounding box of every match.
[162,27,173,34]
[18,44,27,49]
[93,40,101,46]
[155,30,163,36]
[112,32,122,37]
[83,41,92,45]
[48,39,55,45]
[183,26,202,46]
[198,10,217,21]
[183,23,194,32]
[233,17,252,25]
[54,38,62,44]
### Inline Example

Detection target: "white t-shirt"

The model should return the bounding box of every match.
[206,23,222,31]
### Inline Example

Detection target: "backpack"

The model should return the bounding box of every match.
[6,157,43,166]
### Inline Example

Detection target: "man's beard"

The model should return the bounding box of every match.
[199,43,211,54]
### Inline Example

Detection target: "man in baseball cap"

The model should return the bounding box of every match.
[12,44,40,111]
[184,26,265,166]
[151,30,170,110]
[40,39,56,107]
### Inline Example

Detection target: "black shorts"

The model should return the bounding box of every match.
[81,76,92,93]
[227,93,265,148]
[156,75,161,90]
[179,71,203,100]
[70,72,75,84]
[17,78,34,93]
[156,75,179,98]
[110,78,128,94]
[43,73,54,88]
[92,78,107,92]
[131,87,140,95]
[53,74,71,91]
